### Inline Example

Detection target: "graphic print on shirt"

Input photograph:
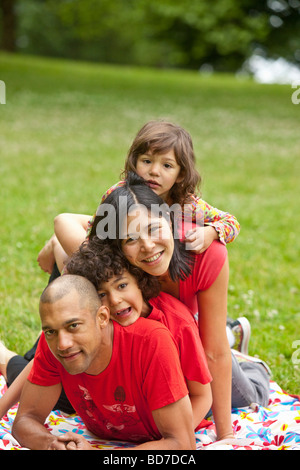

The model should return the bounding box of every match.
[78,384,141,436]
[103,386,139,428]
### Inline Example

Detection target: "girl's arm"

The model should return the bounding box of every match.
[197,258,234,440]
[187,380,212,430]
[191,196,240,245]
[0,361,33,419]
[54,213,92,257]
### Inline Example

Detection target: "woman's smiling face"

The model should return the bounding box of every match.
[121,205,174,277]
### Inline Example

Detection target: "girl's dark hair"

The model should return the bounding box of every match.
[66,237,161,301]
[89,172,195,282]
[123,120,201,205]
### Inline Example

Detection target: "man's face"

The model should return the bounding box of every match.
[40,291,107,375]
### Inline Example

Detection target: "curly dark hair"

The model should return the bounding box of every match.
[65,237,161,301]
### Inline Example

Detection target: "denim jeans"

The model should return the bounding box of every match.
[231,352,270,408]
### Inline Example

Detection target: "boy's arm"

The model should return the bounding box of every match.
[0,361,33,419]
[12,380,64,450]
[187,380,212,430]
[37,234,69,274]
[54,213,92,257]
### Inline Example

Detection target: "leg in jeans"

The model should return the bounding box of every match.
[231,351,270,408]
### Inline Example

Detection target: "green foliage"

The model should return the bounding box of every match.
[5,0,299,71]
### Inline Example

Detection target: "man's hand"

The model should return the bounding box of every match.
[55,432,94,450]
[48,437,73,450]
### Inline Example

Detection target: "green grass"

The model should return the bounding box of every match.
[0,52,299,393]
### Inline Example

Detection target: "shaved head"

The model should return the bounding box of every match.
[40,275,101,314]
[39,275,111,376]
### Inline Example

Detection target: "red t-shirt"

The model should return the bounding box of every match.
[149,293,211,385]
[179,240,228,315]
[28,318,188,443]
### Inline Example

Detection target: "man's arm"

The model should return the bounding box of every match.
[12,380,65,450]
[58,395,196,450]
[136,395,196,450]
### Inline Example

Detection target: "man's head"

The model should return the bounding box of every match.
[39,275,111,376]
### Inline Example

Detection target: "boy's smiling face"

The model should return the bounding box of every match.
[97,271,149,327]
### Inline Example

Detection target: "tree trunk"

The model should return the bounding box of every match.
[0,0,16,52]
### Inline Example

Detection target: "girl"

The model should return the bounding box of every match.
[87,120,240,251]
[38,120,240,273]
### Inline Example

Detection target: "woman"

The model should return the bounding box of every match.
[88,172,270,441]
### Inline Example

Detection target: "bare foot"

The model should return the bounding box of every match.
[0,341,17,379]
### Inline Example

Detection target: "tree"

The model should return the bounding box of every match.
[1,0,299,71]
[0,0,17,51]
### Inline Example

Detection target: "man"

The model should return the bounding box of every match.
[12,275,196,450]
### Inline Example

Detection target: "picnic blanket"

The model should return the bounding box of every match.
[0,374,299,450]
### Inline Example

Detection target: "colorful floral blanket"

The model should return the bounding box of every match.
[0,375,299,450]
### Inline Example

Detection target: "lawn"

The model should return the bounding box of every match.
[0,52,299,393]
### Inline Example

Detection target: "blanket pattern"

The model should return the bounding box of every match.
[0,375,299,450]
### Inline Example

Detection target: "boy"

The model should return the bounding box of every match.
[66,237,212,430]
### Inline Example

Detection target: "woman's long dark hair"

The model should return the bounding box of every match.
[89,172,194,282]
[66,237,161,301]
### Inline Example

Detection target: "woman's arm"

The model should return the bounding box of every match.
[54,213,92,257]
[197,258,233,440]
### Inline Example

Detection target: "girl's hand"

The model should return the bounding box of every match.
[184,226,218,253]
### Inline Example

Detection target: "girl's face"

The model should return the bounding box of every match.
[135,149,182,201]
[98,271,146,327]
[121,206,174,277]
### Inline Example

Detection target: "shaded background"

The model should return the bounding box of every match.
[1,0,300,72]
